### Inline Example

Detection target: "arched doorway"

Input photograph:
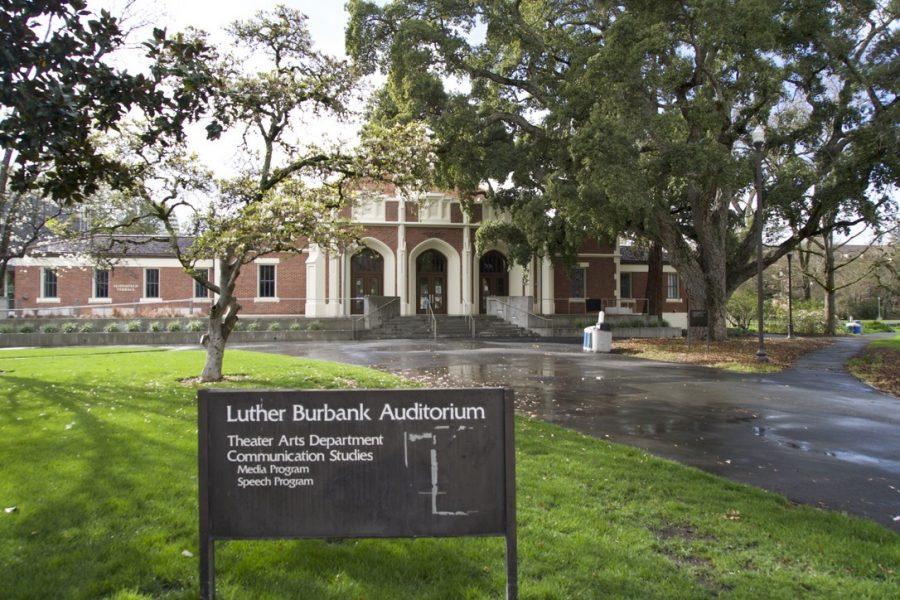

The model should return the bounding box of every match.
[479,251,509,313]
[416,250,447,314]
[350,248,383,315]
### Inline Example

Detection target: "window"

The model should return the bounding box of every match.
[194,269,210,298]
[145,269,160,298]
[258,264,276,298]
[42,268,58,298]
[620,272,632,299]
[570,267,586,299]
[666,273,680,300]
[94,269,109,298]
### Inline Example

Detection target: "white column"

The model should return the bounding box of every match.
[542,256,555,315]
[462,222,472,315]
[327,252,341,317]
[305,245,324,316]
[398,199,408,315]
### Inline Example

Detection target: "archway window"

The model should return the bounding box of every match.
[479,251,509,313]
[416,249,447,314]
[351,248,384,314]
[416,250,446,273]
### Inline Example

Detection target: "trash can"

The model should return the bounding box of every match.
[851,322,862,334]
[584,326,612,353]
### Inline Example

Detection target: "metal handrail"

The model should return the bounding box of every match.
[426,301,437,340]
[490,298,552,333]
[463,302,476,338]
[533,297,651,315]
[350,296,401,340]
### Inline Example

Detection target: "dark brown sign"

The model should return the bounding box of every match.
[689,309,709,327]
[198,388,516,599]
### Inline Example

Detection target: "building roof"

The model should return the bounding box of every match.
[26,235,192,258]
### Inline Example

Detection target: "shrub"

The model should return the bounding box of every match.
[79,323,95,333]
[861,320,894,333]
[247,321,262,332]
[727,286,757,330]
[104,324,120,333]
[794,308,826,335]
[41,324,59,334]
[0,325,15,334]
[166,321,182,332]
[289,321,302,331]
[186,320,205,332]
[307,320,322,331]
[62,322,79,333]
[126,320,143,332]
[18,325,34,333]
[267,322,281,332]
[148,321,163,332]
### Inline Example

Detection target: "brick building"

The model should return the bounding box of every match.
[6,191,689,327]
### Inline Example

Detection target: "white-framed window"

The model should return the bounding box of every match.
[144,268,160,298]
[570,266,586,299]
[620,272,633,299]
[42,268,58,298]
[94,269,110,299]
[258,264,276,298]
[194,269,210,298]
[666,273,680,300]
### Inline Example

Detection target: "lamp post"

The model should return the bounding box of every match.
[752,125,768,362]
[786,251,794,339]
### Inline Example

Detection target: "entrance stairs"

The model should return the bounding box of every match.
[359,314,533,340]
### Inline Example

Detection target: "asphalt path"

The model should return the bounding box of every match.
[238,336,900,531]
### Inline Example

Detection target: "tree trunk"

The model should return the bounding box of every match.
[823,232,837,336]
[645,242,663,319]
[799,242,813,301]
[200,261,242,382]
[201,320,227,382]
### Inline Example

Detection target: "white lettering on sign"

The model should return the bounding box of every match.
[293,403,372,422]
[226,404,286,422]
[224,403,488,424]
[379,403,486,421]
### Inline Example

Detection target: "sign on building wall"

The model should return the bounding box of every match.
[198,388,517,599]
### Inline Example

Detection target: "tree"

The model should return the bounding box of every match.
[134,7,434,381]
[801,226,898,332]
[347,0,898,339]
[0,0,218,294]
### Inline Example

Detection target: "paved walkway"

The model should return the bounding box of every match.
[239,336,900,531]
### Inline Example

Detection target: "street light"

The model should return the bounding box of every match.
[752,125,768,362]
[786,251,794,339]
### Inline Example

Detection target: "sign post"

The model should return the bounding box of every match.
[198,388,516,599]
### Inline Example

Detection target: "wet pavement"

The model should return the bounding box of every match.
[237,336,900,531]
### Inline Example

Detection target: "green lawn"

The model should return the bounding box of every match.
[848,335,900,396]
[1,348,897,599]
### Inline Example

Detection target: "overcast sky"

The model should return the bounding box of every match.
[86,1,366,182]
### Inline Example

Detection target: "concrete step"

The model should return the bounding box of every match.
[358,315,533,340]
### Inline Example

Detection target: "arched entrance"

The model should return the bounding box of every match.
[416,249,447,314]
[350,248,383,315]
[479,251,509,313]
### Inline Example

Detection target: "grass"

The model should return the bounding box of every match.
[1,347,898,599]
[613,337,833,373]
[848,335,900,397]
